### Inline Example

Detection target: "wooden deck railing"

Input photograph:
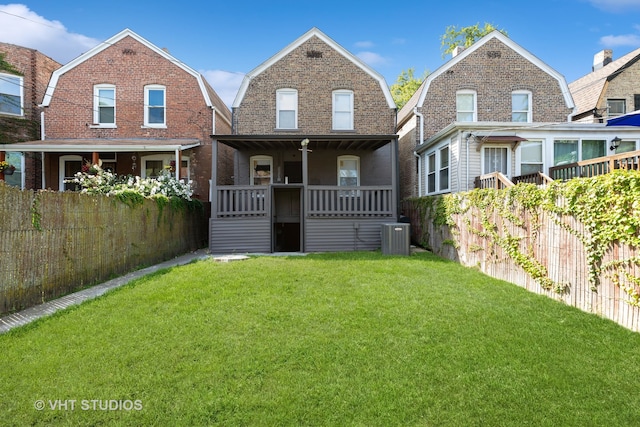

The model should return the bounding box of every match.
[474,172,515,190]
[215,186,268,217]
[549,149,640,181]
[308,186,394,217]
[512,171,554,186]
[214,185,394,218]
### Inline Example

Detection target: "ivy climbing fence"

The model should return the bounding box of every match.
[0,182,208,315]
[403,174,640,332]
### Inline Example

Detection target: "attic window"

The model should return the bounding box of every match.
[122,49,136,55]
[487,51,501,58]
[306,50,323,58]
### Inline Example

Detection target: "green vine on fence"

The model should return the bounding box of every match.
[30,193,42,231]
[408,170,640,304]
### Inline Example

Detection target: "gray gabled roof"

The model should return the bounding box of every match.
[398,30,574,127]
[232,27,395,109]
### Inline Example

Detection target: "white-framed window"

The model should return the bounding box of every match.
[250,155,273,185]
[581,139,606,161]
[333,90,354,130]
[3,152,24,188]
[337,155,360,187]
[144,85,166,127]
[59,155,83,191]
[519,140,543,175]
[0,73,23,116]
[615,139,637,154]
[456,90,476,122]
[425,144,450,194]
[553,139,578,165]
[512,90,532,122]
[141,154,189,180]
[93,84,115,126]
[482,146,510,176]
[276,89,297,129]
[607,99,626,117]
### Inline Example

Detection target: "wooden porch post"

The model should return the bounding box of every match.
[211,139,218,217]
[175,148,181,180]
[301,138,309,252]
[92,152,99,166]
[391,137,399,220]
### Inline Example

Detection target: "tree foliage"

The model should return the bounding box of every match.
[390,68,428,109]
[440,23,507,58]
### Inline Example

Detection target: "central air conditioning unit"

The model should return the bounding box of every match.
[381,223,410,256]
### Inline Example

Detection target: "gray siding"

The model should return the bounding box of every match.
[305,218,389,252]
[210,217,271,254]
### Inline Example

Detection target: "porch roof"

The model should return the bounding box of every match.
[212,134,397,151]
[0,138,201,152]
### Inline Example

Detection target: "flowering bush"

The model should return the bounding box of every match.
[66,164,193,201]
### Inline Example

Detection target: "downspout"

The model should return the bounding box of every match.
[40,110,45,189]
[413,107,424,196]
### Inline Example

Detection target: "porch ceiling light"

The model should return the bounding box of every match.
[301,138,309,147]
[610,136,622,151]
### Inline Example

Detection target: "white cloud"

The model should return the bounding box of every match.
[600,33,640,46]
[200,69,245,108]
[356,51,388,67]
[0,4,98,63]
[587,0,640,12]
[355,40,374,48]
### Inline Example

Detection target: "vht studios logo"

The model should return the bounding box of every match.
[34,399,143,411]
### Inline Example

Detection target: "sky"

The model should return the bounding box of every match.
[1,0,640,107]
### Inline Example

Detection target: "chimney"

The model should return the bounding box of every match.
[452,45,466,57]
[592,49,613,71]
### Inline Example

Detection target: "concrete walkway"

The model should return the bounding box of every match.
[0,249,211,334]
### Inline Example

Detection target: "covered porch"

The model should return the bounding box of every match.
[210,134,399,253]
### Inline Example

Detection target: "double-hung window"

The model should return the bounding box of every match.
[93,84,115,126]
[0,73,23,116]
[512,91,532,122]
[338,155,359,186]
[276,89,297,129]
[607,99,626,117]
[456,90,476,122]
[519,140,543,175]
[144,85,166,127]
[333,90,354,130]
[425,144,450,194]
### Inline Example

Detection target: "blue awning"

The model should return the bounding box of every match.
[606,110,640,127]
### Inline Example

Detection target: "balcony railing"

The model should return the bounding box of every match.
[474,172,514,190]
[549,149,640,181]
[215,186,268,217]
[512,171,553,186]
[308,186,394,217]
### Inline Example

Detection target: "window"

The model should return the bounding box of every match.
[0,73,23,116]
[59,155,83,191]
[141,154,189,180]
[615,140,637,154]
[144,85,166,127]
[456,90,476,122]
[3,152,23,188]
[483,146,510,176]
[276,89,297,129]
[553,139,578,165]
[519,140,543,175]
[333,90,354,130]
[337,155,359,186]
[250,156,272,185]
[608,99,626,117]
[425,145,450,194]
[93,84,115,126]
[582,140,606,160]
[512,91,531,122]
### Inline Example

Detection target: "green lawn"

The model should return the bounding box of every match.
[1,251,639,426]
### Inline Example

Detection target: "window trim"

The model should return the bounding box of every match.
[141,154,189,180]
[511,90,532,123]
[517,139,544,175]
[144,85,166,128]
[337,155,360,187]
[0,72,24,117]
[607,99,626,117]
[276,89,298,130]
[425,143,450,195]
[250,155,273,186]
[93,84,116,127]
[481,145,512,177]
[456,90,477,122]
[332,89,354,130]
[59,155,83,191]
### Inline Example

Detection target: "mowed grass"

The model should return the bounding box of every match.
[1,251,640,426]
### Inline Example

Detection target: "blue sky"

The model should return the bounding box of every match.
[1,0,640,107]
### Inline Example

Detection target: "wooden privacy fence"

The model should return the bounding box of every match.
[0,182,208,315]
[403,197,640,332]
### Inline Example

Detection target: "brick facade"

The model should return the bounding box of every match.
[0,42,60,189]
[234,36,395,136]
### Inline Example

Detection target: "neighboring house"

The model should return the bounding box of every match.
[570,48,640,124]
[396,31,639,198]
[0,29,232,201]
[0,42,60,189]
[210,27,398,253]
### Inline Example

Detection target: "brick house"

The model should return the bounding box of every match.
[0,29,232,201]
[0,42,60,189]
[397,30,602,198]
[210,27,398,253]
